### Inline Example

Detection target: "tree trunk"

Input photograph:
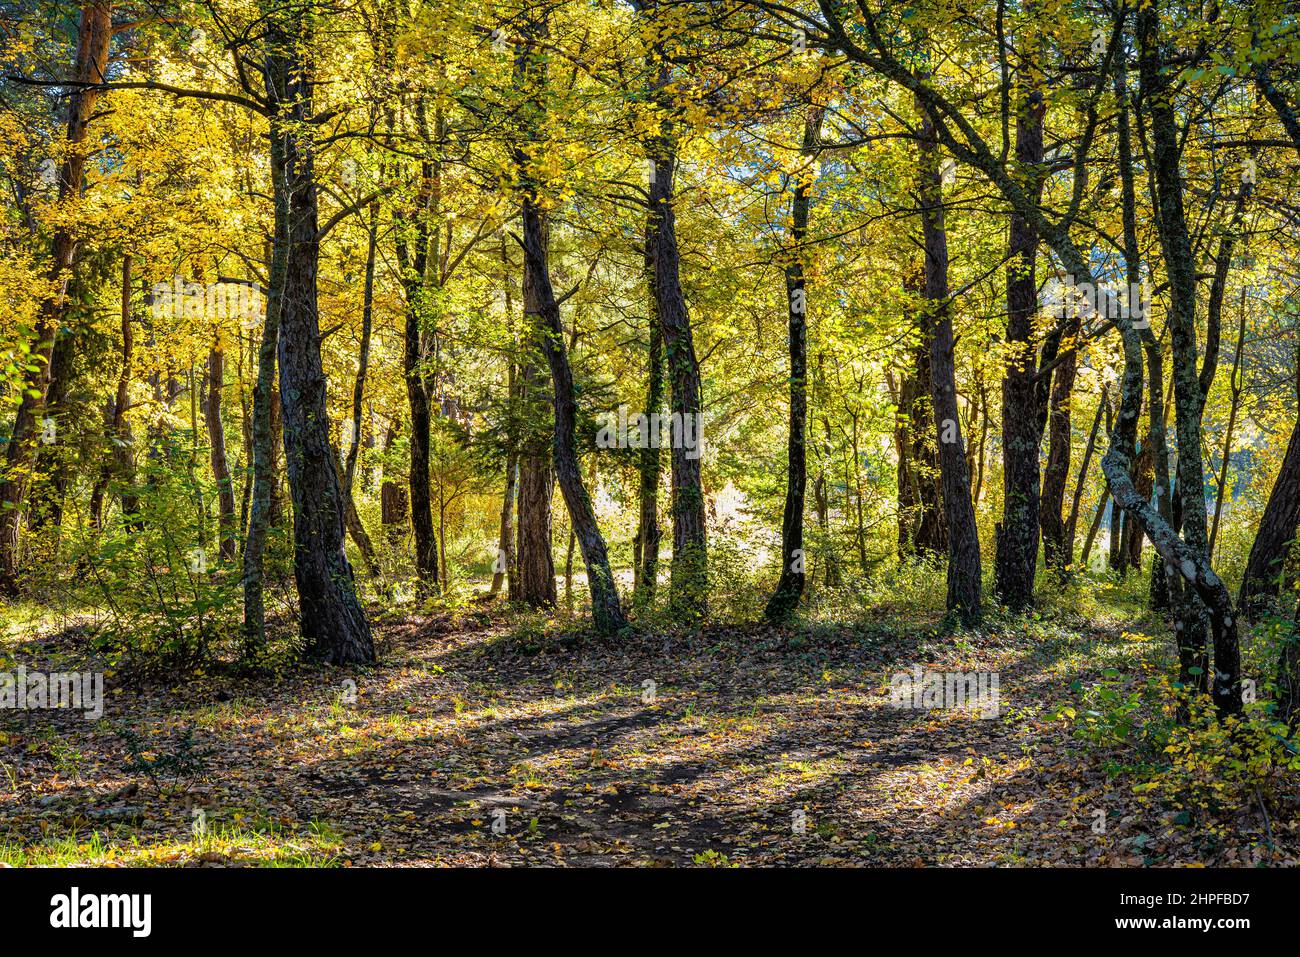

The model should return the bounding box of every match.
[491,450,518,596]
[649,138,707,618]
[206,344,237,561]
[1138,0,1231,707]
[513,16,625,634]
[917,100,981,623]
[262,2,373,664]
[633,207,664,609]
[765,104,821,622]
[1063,386,1106,568]
[380,425,408,548]
[396,159,441,595]
[994,59,1047,609]
[0,0,112,593]
[91,254,139,529]
[1240,416,1300,615]
[1040,317,1080,572]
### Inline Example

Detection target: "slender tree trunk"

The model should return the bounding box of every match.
[1064,386,1106,568]
[1040,315,1081,571]
[917,100,981,622]
[243,288,280,655]
[491,447,518,596]
[206,344,237,562]
[897,282,947,559]
[380,425,408,548]
[1208,299,1246,557]
[1138,0,1234,707]
[396,160,441,595]
[0,0,112,593]
[91,254,139,529]
[633,208,664,609]
[512,16,625,633]
[766,105,821,622]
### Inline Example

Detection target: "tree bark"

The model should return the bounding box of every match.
[261,2,373,664]
[994,54,1047,609]
[395,158,441,595]
[513,14,625,633]
[648,135,707,618]
[633,207,664,609]
[0,0,112,592]
[766,104,821,622]
[206,344,237,561]
[1240,415,1300,615]
[1040,316,1080,572]
[917,100,981,623]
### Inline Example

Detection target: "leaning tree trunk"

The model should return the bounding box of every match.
[511,14,624,632]
[261,3,372,664]
[1063,386,1107,568]
[1240,416,1300,615]
[517,200,626,633]
[917,101,981,623]
[765,104,821,622]
[0,0,112,593]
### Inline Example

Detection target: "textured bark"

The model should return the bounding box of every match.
[395,159,440,595]
[243,288,279,655]
[1138,0,1233,707]
[1242,50,1300,623]
[0,0,112,592]
[1040,316,1080,572]
[994,61,1047,609]
[649,142,707,618]
[206,345,237,561]
[516,168,626,632]
[895,287,946,559]
[917,102,980,622]
[262,3,373,664]
[765,105,820,622]
[1063,386,1106,568]
[633,209,664,609]
[1240,418,1300,615]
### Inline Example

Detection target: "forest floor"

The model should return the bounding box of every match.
[1,596,1293,867]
